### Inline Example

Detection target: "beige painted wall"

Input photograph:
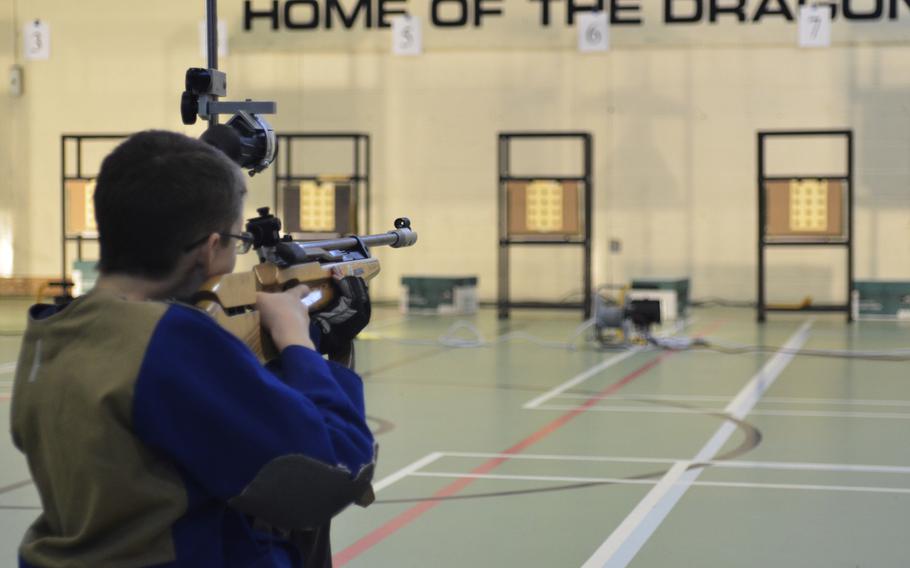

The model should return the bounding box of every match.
[2,1,910,304]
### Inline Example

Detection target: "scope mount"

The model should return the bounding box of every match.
[183,0,277,176]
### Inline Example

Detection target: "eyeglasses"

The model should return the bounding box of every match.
[183,231,255,254]
[221,232,255,254]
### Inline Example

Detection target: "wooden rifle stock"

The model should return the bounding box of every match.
[192,217,417,362]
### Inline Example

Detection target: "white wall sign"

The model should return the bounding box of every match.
[392,15,422,56]
[199,20,229,59]
[578,12,609,53]
[23,20,50,61]
[799,5,831,48]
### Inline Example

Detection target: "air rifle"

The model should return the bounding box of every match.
[191,208,418,363]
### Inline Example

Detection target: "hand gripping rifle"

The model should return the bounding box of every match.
[191,208,418,364]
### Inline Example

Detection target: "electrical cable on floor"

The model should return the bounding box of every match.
[365,319,640,353]
[688,298,756,308]
[373,327,910,361]
[646,334,910,362]
[364,311,698,353]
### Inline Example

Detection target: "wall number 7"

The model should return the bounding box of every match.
[809,15,821,38]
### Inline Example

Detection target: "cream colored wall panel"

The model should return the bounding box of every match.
[9,0,206,277]
[764,247,847,305]
[852,208,904,281]
[764,138,850,177]
[1,0,19,277]
[877,47,910,87]
[507,139,589,179]
[866,208,910,279]
[507,246,586,303]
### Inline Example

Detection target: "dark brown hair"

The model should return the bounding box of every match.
[94,130,245,278]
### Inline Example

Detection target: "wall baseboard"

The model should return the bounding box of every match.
[0,277,61,298]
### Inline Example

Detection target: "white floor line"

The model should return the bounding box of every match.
[523,348,643,409]
[372,452,444,493]
[408,470,910,495]
[533,405,715,414]
[441,451,679,465]
[435,451,910,474]
[531,404,910,420]
[762,396,910,407]
[713,459,910,475]
[581,319,813,568]
[549,393,910,408]
[749,409,910,420]
[551,393,738,402]
[411,471,660,486]
[691,479,910,495]
[524,317,699,410]
[0,362,16,374]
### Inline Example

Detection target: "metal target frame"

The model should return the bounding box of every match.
[272,132,371,238]
[59,133,130,297]
[497,131,594,320]
[757,129,854,322]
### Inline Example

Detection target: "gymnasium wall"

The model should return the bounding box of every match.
[2,0,910,303]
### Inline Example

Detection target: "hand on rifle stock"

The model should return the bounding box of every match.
[256,285,317,352]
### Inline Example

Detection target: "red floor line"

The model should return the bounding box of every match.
[333,337,715,566]
[335,320,727,565]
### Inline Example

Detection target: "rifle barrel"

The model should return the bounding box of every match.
[303,226,417,251]
[275,224,418,264]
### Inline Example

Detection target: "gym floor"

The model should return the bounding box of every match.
[1,300,909,567]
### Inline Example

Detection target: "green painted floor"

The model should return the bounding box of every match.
[1,301,909,567]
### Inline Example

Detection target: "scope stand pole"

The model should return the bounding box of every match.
[206,0,219,127]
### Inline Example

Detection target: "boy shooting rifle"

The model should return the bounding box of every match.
[12,130,376,567]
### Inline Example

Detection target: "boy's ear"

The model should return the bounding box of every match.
[191,232,222,272]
